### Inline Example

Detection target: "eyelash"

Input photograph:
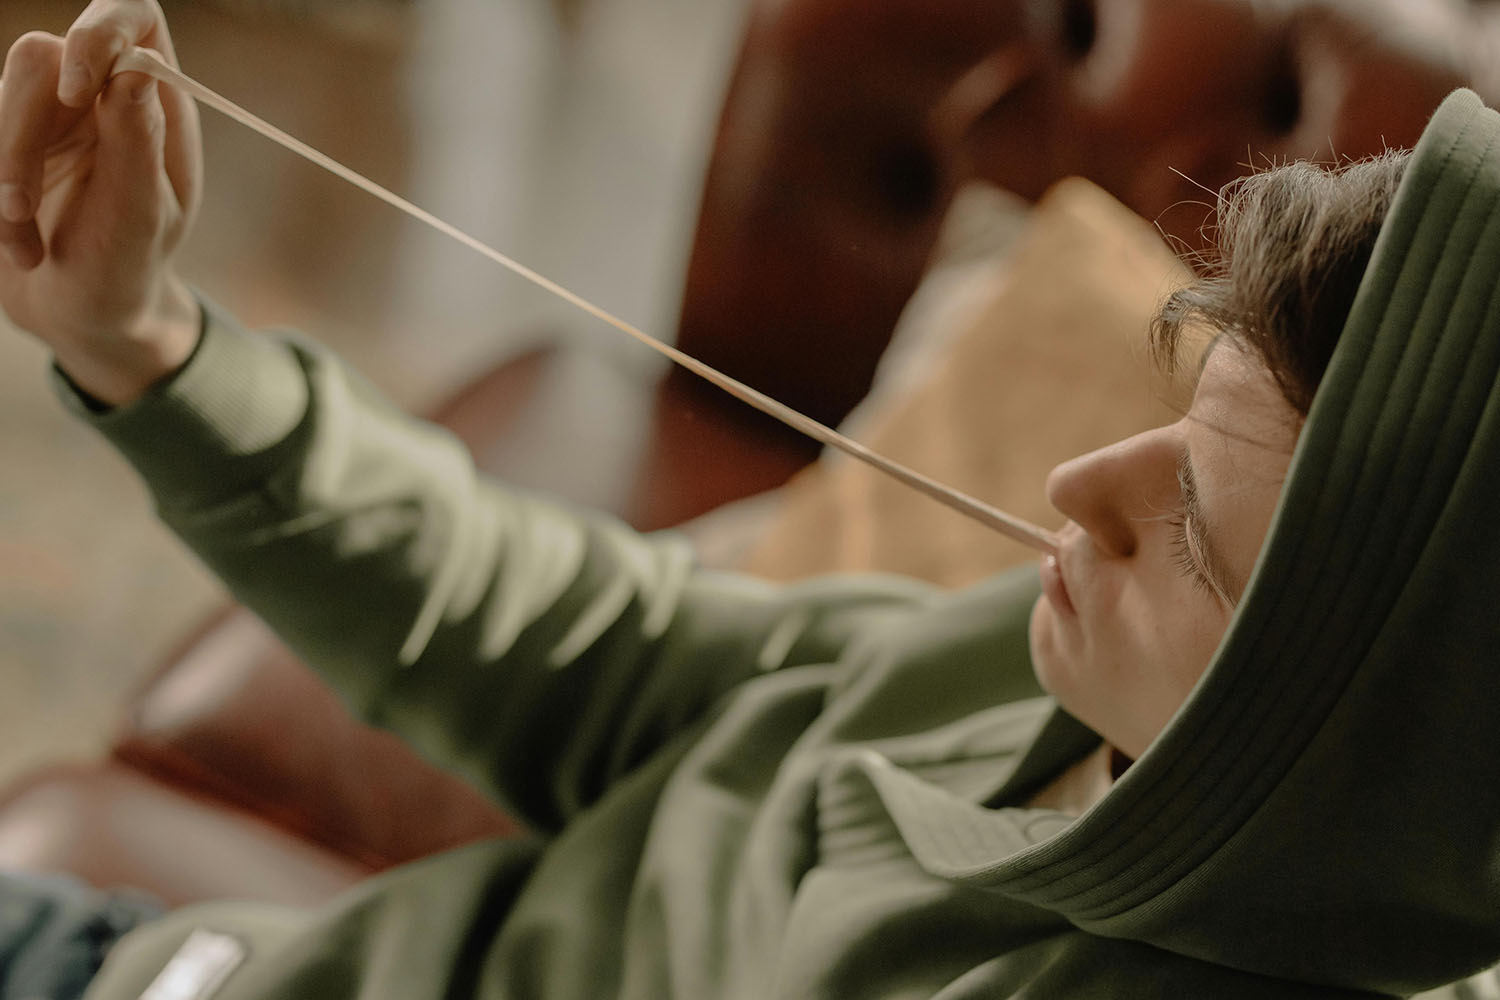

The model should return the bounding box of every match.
[1167,509,1218,598]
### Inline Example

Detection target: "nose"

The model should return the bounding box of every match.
[1045,428,1179,559]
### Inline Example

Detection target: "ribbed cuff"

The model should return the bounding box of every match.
[51,296,311,507]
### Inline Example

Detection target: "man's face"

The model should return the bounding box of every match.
[964,0,1468,246]
[1029,341,1301,758]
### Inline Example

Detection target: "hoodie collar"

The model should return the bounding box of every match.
[859,90,1500,995]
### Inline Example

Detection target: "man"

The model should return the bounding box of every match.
[5,2,1500,998]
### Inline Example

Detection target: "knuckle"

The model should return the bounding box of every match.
[5,32,62,75]
[66,21,129,63]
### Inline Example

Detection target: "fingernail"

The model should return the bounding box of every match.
[0,184,29,224]
[59,63,91,103]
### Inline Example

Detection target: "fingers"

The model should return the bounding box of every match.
[0,211,42,270]
[89,70,169,245]
[0,1,189,274]
[63,0,198,222]
[58,0,172,109]
[0,31,64,269]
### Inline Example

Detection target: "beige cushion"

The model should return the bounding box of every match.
[742,179,1196,586]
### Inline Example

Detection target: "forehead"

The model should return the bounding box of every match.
[1190,340,1299,441]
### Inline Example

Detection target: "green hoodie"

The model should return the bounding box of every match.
[67,88,1500,998]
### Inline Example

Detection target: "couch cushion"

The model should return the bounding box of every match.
[0,762,366,907]
[113,610,519,873]
[741,178,1197,585]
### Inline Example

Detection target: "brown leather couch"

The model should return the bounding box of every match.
[0,0,1119,908]
[0,156,1199,908]
[0,0,968,904]
[0,350,525,906]
[0,341,797,907]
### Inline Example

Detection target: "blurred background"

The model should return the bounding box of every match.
[0,0,1488,790]
[0,0,752,787]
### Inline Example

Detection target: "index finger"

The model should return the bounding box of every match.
[0,32,67,263]
[58,0,175,109]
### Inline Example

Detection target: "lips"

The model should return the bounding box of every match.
[1040,552,1076,616]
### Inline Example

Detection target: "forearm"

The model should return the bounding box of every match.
[58,300,935,830]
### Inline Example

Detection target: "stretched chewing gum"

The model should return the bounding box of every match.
[109,46,1061,555]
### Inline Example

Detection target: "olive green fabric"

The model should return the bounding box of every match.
[60,88,1500,998]
[851,87,1500,997]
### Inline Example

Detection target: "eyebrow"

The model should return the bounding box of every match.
[1176,450,1242,607]
[1196,331,1227,379]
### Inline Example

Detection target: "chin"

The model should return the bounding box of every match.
[1028,596,1068,699]
[1029,595,1100,732]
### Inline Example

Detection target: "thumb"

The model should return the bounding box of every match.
[89,70,170,241]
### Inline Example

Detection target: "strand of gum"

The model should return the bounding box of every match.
[111,46,1060,555]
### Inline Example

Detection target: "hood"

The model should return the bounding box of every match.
[862,88,1500,995]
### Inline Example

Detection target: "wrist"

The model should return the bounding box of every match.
[52,276,204,408]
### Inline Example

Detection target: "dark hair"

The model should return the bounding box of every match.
[1152,151,1410,415]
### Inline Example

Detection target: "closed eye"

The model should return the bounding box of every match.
[1167,508,1222,602]
[1174,451,1237,609]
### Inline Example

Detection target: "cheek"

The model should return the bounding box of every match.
[1123,583,1242,756]
[1028,575,1231,753]
[1027,584,1136,724]
[1137,584,1231,703]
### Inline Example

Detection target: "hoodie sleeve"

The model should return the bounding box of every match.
[56,301,933,832]
[1411,968,1500,1000]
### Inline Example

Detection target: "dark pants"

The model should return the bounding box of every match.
[0,872,164,1000]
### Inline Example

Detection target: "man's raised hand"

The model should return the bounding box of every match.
[0,0,203,406]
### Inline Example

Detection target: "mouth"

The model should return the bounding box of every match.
[1040,551,1076,616]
